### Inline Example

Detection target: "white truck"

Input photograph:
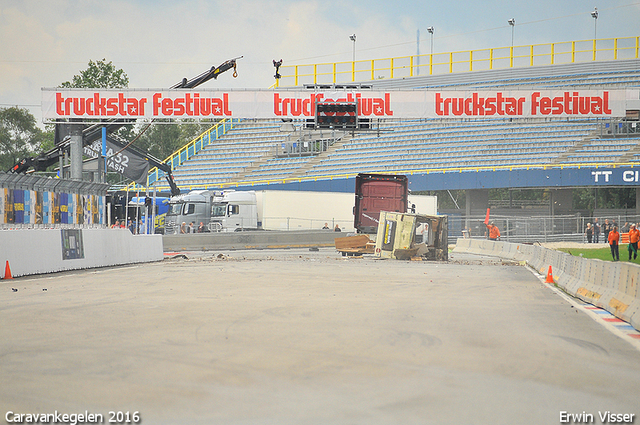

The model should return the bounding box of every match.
[164,190,258,234]
[163,189,436,234]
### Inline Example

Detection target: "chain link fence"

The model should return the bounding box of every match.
[448,213,640,244]
[1,172,110,230]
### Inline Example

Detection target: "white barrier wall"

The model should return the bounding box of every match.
[0,229,163,278]
[454,238,640,332]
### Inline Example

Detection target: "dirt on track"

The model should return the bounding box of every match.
[1,248,639,425]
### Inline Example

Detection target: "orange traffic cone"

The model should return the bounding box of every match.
[3,260,13,279]
[545,265,553,283]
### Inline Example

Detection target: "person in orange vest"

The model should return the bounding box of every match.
[627,223,640,260]
[486,222,500,241]
[608,225,620,261]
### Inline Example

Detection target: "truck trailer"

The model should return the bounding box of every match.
[354,173,409,234]
[164,190,357,234]
[164,188,436,235]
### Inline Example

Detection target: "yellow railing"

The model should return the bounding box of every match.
[125,118,235,192]
[147,160,640,193]
[274,36,640,87]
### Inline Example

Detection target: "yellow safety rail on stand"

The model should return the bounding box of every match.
[125,118,236,193]
[148,160,640,193]
[274,36,640,87]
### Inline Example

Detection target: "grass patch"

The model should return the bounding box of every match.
[558,247,638,263]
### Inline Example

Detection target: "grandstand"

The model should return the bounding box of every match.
[139,38,640,195]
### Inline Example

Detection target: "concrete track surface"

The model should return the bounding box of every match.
[1,249,639,425]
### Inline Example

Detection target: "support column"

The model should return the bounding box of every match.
[551,189,573,214]
[465,191,471,231]
[98,126,107,183]
[58,148,65,179]
[466,189,489,234]
[467,189,489,214]
[549,188,574,236]
[69,123,83,181]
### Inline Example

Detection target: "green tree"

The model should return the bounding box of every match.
[0,61,128,175]
[58,59,217,182]
[59,58,132,181]
[60,59,129,88]
[59,58,132,140]
[0,107,53,171]
[136,124,183,160]
[573,187,636,212]
[136,120,219,160]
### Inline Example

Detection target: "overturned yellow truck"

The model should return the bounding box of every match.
[374,211,448,261]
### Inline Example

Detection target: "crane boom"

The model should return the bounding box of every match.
[9,57,242,197]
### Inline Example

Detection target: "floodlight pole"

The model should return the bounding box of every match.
[427,26,434,75]
[508,18,515,67]
[350,34,356,62]
[416,29,420,76]
[427,26,434,56]
[591,8,598,60]
[508,18,515,48]
[350,34,356,81]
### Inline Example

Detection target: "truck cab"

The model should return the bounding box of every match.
[164,190,212,234]
[209,191,258,232]
[164,190,258,234]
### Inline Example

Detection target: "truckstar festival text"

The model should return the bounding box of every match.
[43,89,626,120]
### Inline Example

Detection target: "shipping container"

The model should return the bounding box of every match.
[354,173,409,234]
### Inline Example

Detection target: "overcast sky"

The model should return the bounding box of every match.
[1,0,639,127]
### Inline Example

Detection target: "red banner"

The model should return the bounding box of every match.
[41,89,631,121]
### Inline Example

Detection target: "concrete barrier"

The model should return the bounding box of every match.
[453,238,640,331]
[1,229,162,278]
[163,230,341,252]
[455,238,472,253]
